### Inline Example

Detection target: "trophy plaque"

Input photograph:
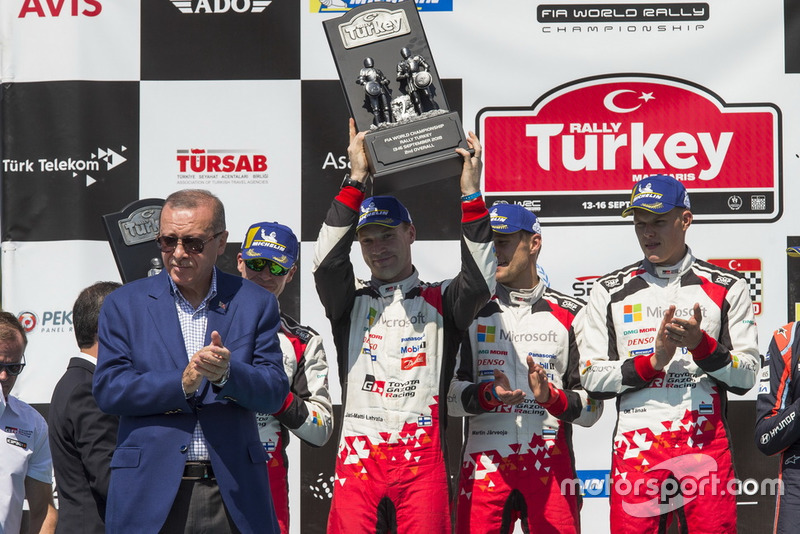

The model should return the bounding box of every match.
[323,0,469,193]
[102,198,165,283]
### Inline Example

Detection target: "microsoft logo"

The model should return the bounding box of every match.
[477,324,496,343]
[623,304,642,323]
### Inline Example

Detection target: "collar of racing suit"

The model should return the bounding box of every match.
[372,268,420,299]
[643,246,695,279]
[496,281,546,308]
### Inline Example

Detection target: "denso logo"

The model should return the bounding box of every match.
[480,74,779,196]
[19,0,101,17]
[478,359,505,366]
[627,337,654,346]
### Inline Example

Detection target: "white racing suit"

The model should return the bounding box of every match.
[312,186,496,534]
[449,283,602,534]
[256,313,333,534]
[577,249,758,533]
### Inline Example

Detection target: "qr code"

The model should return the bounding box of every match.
[751,195,767,211]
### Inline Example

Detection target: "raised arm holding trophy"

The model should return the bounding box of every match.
[323,0,471,193]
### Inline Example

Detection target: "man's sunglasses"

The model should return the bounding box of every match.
[155,232,224,254]
[0,356,25,376]
[244,258,290,276]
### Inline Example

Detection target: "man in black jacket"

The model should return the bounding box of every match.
[49,281,120,533]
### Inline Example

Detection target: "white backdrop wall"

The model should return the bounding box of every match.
[2,1,798,532]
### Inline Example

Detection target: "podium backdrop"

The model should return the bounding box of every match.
[2,1,798,532]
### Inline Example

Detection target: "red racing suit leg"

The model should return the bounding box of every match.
[327,403,450,534]
[455,429,580,534]
[266,433,290,534]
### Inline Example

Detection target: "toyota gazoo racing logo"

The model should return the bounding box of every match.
[479,74,780,224]
[169,0,272,14]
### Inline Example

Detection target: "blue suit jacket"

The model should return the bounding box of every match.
[94,269,289,534]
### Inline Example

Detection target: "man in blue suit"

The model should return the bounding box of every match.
[94,189,289,534]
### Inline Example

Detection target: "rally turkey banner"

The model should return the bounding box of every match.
[2,1,799,532]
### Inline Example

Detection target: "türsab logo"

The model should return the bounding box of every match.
[176,149,269,185]
[479,74,781,224]
[169,0,272,14]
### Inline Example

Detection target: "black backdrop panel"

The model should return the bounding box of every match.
[140,0,300,80]
[1,81,139,242]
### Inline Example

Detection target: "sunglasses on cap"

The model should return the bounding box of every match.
[155,232,224,254]
[0,356,25,376]
[244,258,290,276]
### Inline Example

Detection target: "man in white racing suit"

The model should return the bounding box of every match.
[449,203,602,534]
[237,221,333,534]
[577,174,759,533]
[312,119,494,534]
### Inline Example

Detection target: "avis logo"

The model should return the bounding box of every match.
[19,0,101,17]
[170,0,272,14]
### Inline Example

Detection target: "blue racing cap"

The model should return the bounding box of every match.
[490,203,541,234]
[357,196,412,230]
[240,221,298,269]
[621,174,691,217]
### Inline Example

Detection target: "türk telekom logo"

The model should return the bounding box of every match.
[479,74,781,224]
[169,0,272,14]
[2,146,127,188]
